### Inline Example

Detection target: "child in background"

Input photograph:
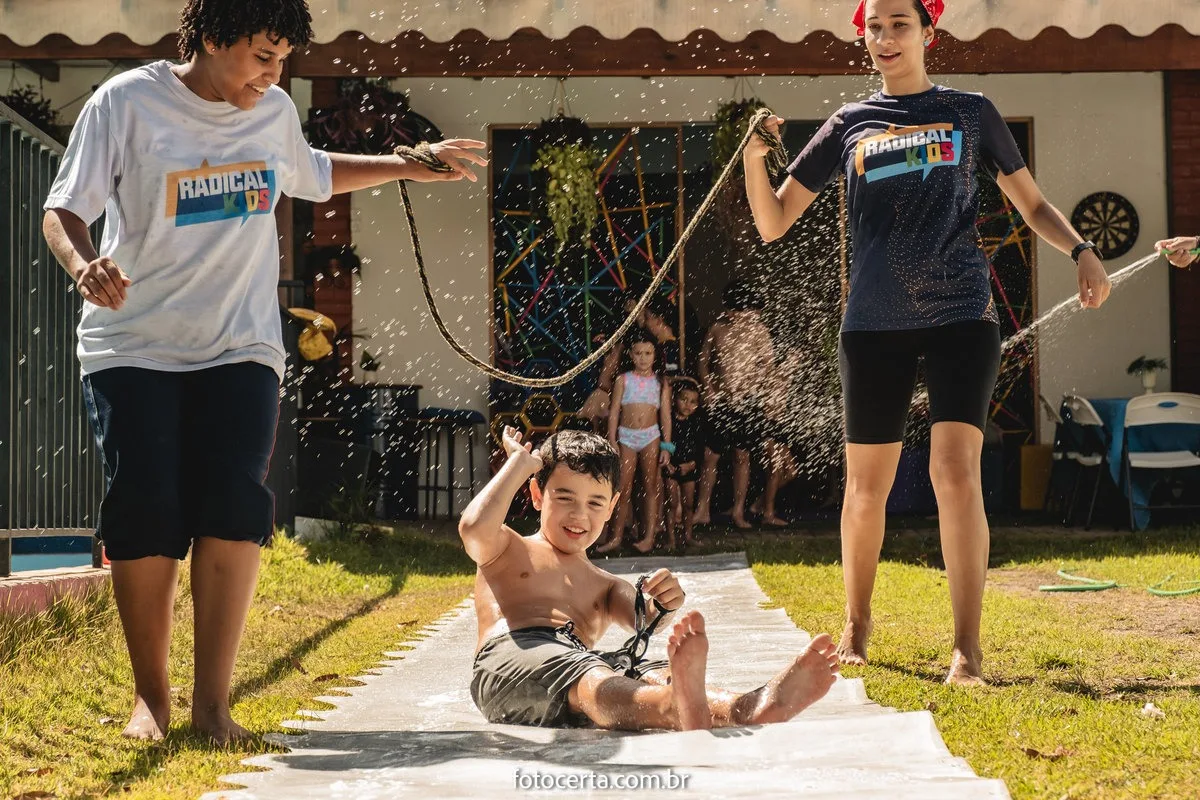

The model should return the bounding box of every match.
[663,378,703,548]
[598,332,671,554]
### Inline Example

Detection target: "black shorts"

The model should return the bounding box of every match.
[81,363,281,560]
[838,321,1001,445]
[706,400,768,454]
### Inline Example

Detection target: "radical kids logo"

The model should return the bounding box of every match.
[165,160,276,227]
[854,123,961,183]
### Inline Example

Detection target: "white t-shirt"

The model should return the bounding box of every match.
[45,60,334,381]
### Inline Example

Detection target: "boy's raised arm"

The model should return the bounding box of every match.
[458,426,542,566]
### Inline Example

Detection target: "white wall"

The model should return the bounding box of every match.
[2,63,130,126]
[329,73,1169,441]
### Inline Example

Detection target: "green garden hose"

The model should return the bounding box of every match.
[1038,568,1200,596]
[1146,575,1200,598]
[1038,569,1119,592]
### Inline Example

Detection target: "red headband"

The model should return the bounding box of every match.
[853,0,944,46]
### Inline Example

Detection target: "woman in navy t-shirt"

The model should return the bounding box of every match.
[744,0,1112,685]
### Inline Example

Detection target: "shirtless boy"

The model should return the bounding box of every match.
[461,427,840,730]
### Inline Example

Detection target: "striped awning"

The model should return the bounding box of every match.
[3,0,1199,46]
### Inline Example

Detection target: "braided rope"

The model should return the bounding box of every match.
[394,108,783,388]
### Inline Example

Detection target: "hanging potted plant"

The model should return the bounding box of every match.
[532,114,601,265]
[1127,356,1168,394]
[710,97,788,240]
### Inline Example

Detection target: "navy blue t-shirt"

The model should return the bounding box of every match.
[788,86,1026,332]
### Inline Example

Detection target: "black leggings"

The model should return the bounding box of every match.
[838,321,1001,445]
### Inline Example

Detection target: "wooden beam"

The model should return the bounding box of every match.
[1166,71,1200,394]
[288,24,1200,78]
[16,60,59,81]
[0,33,178,61]
[276,60,295,283]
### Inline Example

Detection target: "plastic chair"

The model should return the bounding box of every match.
[1123,392,1200,530]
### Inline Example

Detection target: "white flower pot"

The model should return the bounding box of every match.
[1142,371,1157,394]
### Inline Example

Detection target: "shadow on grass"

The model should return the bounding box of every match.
[304,525,475,580]
[864,658,1041,688]
[738,524,1200,572]
[104,528,474,788]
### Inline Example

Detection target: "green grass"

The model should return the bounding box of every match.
[3,520,1197,799]
[0,526,474,800]
[743,524,1200,799]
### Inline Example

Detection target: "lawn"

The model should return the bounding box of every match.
[0,527,475,800]
[743,524,1200,799]
[2,521,1197,799]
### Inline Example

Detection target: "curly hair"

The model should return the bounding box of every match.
[534,431,621,493]
[177,0,314,61]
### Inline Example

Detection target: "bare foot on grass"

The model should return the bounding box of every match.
[836,618,872,666]
[192,701,255,746]
[122,694,169,740]
[945,645,986,687]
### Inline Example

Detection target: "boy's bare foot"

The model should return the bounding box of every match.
[667,611,712,730]
[683,536,700,547]
[632,538,656,554]
[761,515,789,527]
[122,694,169,740]
[689,512,711,527]
[945,646,986,686]
[736,633,839,725]
[836,618,872,666]
[192,701,255,746]
[730,513,752,530]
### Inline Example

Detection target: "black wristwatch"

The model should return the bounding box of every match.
[1071,240,1099,264]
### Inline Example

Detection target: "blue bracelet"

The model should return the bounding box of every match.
[659,441,676,455]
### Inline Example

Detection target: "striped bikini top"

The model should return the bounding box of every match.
[621,371,661,408]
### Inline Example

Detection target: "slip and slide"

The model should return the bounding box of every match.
[204,554,1008,799]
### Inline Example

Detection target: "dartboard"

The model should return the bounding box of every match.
[1070,191,1139,259]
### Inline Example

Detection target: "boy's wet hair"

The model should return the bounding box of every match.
[722,279,765,311]
[535,431,621,493]
[178,0,314,61]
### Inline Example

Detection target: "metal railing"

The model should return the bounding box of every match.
[1,100,103,577]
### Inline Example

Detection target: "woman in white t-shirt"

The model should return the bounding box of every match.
[42,0,486,744]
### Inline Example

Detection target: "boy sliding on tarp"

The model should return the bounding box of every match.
[461,427,840,730]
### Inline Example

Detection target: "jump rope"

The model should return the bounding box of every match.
[397,128,1199,600]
